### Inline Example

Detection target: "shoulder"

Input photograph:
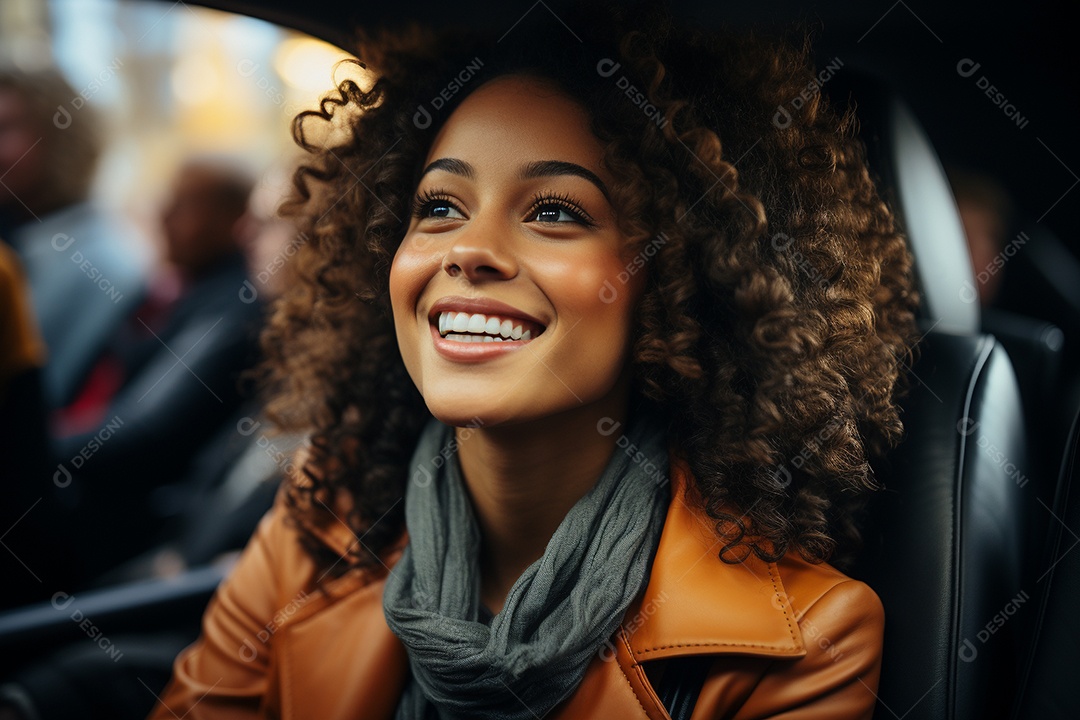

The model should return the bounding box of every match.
[776,552,885,632]
[199,478,375,643]
[774,553,885,670]
[212,484,323,627]
[147,480,380,717]
[628,459,882,666]
[173,479,381,666]
[250,468,403,598]
[243,479,371,592]
[670,455,884,645]
[719,557,885,719]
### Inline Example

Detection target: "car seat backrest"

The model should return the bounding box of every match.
[832,72,1030,720]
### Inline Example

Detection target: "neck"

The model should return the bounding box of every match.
[455,385,634,614]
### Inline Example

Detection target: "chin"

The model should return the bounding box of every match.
[422,396,514,430]
[420,388,554,430]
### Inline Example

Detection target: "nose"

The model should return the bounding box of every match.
[442,224,518,283]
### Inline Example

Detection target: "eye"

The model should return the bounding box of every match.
[532,205,579,223]
[526,192,595,227]
[412,189,465,220]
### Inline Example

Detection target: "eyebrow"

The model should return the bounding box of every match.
[420,157,474,179]
[420,157,609,199]
[522,160,609,199]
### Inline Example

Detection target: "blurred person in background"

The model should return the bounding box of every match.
[0,241,79,610]
[0,64,149,409]
[94,166,307,585]
[949,166,1015,307]
[0,241,48,483]
[0,170,306,720]
[51,157,264,584]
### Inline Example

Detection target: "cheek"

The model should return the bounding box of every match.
[552,248,637,332]
[535,248,640,388]
[389,238,439,380]
[389,237,436,316]
[389,257,418,386]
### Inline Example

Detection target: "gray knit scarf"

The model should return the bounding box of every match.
[382,410,670,720]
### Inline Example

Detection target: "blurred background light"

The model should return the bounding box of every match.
[274,37,352,92]
[171,54,222,106]
[0,0,353,253]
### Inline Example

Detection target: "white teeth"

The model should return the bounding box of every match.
[435,311,540,342]
[444,333,507,343]
[467,314,486,333]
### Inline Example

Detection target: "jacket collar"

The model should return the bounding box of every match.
[620,455,806,661]
[299,450,807,660]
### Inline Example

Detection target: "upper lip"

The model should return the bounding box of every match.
[428,296,548,333]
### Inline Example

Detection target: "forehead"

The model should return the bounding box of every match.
[423,75,606,173]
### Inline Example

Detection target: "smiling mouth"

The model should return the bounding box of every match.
[434,311,546,343]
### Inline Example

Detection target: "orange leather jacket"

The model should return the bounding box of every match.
[148,458,884,719]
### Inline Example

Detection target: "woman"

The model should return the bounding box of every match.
[149,3,917,718]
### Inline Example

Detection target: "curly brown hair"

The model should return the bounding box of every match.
[261,2,918,580]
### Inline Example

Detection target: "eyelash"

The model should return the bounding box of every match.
[410,188,596,227]
[528,191,596,226]
[411,188,456,219]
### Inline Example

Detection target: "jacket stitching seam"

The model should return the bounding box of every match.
[766,561,801,645]
[634,640,799,655]
[616,628,660,718]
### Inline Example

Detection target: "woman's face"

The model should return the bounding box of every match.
[390,74,644,428]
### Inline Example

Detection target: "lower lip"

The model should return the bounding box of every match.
[429,323,535,362]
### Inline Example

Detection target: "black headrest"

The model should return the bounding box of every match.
[829,74,979,335]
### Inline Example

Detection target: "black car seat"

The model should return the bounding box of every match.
[989,221,1080,508]
[831,73,1033,720]
[1012,408,1080,719]
[981,307,1066,509]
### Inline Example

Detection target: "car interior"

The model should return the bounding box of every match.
[0,1,1075,718]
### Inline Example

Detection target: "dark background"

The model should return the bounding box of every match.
[200,0,1078,259]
